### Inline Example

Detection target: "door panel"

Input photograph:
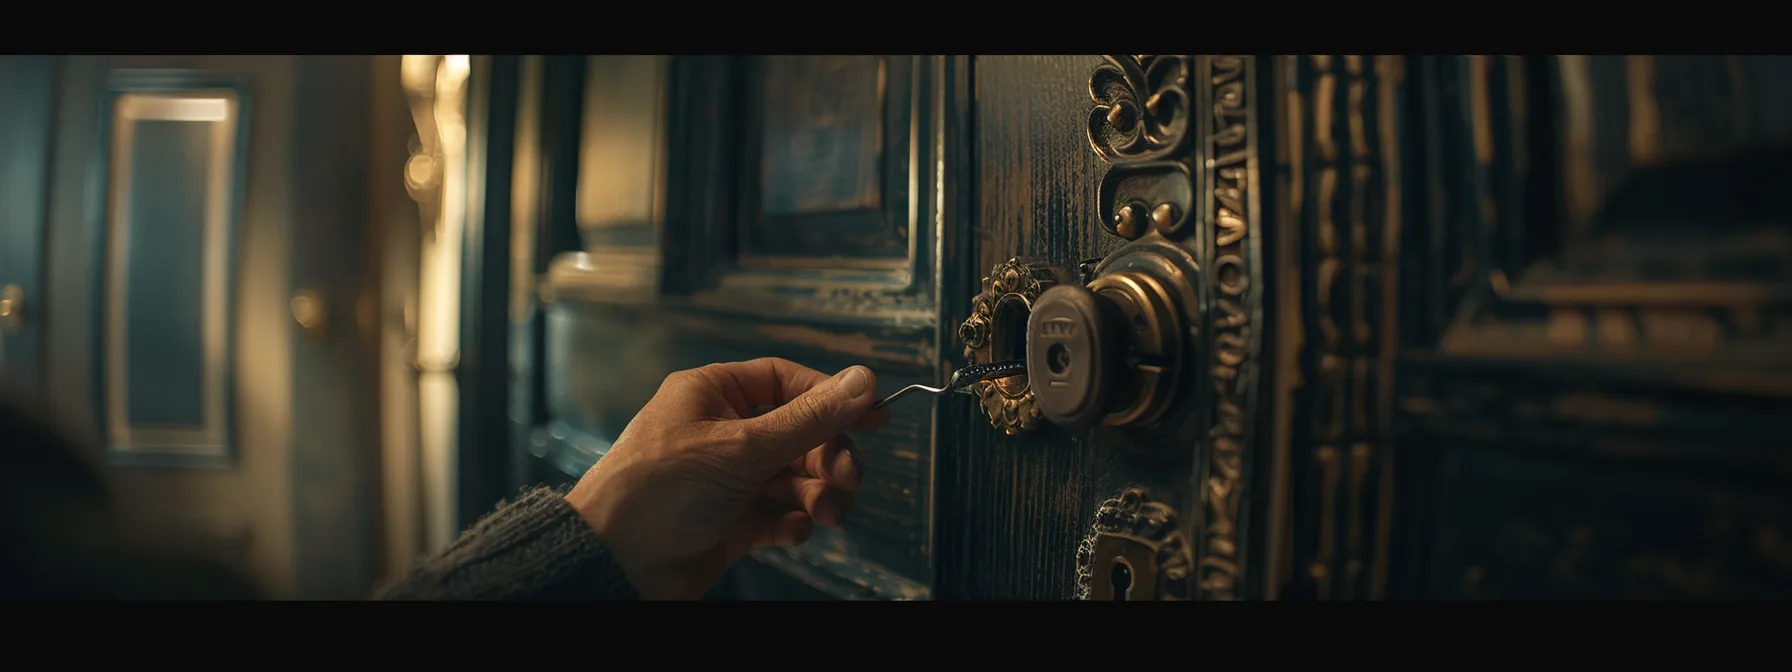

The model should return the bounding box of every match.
[34,55,386,598]
[0,56,56,394]
[97,71,248,467]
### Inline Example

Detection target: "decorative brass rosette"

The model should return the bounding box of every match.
[956,258,1058,435]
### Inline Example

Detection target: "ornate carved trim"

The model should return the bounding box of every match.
[1287,55,1403,601]
[958,258,1058,434]
[1196,55,1263,601]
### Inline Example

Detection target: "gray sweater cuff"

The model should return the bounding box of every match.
[376,485,639,601]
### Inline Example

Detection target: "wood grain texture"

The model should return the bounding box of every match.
[938,56,1154,600]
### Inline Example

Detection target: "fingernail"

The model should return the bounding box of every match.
[836,366,870,398]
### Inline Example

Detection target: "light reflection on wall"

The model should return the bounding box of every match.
[401,54,469,553]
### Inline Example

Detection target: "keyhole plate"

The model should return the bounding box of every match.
[1109,556,1136,600]
[1090,533,1158,601]
[1076,486,1193,601]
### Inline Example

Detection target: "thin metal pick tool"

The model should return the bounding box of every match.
[871,360,1028,410]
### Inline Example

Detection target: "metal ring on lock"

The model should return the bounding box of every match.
[958,258,1059,435]
[1087,270,1183,427]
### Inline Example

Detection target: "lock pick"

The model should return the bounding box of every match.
[870,360,1028,410]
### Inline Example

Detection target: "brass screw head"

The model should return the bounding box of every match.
[1150,203,1179,233]
[1114,205,1139,239]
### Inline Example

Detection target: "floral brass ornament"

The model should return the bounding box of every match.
[1075,486,1193,600]
[1087,55,1193,163]
[958,258,1058,435]
[1090,55,1199,241]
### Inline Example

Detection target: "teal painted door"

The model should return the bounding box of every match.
[0,57,55,395]
[28,56,388,598]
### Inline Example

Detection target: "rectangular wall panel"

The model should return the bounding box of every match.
[100,73,249,465]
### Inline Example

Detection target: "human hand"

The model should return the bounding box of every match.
[564,358,889,600]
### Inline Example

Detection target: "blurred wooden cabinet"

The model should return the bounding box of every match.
[490,55,1792,600]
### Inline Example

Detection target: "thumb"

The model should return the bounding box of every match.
[742,365,876,469]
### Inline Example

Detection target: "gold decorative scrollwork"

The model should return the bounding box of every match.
[1075,486,1194,600]
[1198,55,1259,601]
[1087,55,1193,162]
[958,258,1058,435]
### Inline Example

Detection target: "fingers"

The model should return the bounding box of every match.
[684,358,834,413]
[788,435,862,490]
[741,365,879,469]
[759,472,855,527]
[721,504,813,563]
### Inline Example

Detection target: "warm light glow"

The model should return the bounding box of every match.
[402,54,472,554]
[118,95,232,122]
[442,55,470,83]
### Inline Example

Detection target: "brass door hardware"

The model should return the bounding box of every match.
[290,290,326,338]
[1076,486,1193,601]
[0,284,22,334]
[955,240,1203,452]
[1028,238,1200,443]
[957,258,1066,435]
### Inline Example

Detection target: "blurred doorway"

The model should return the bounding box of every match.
[2,55,396,598]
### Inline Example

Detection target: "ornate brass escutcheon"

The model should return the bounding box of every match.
[1076,486,1192,600]
[958,258,1063,435]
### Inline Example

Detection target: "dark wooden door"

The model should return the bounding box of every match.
[511,54,1792,600]
[950,55,1792,601]
[14,55,388,599]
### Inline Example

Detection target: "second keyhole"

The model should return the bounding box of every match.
[1109,557,1134,601]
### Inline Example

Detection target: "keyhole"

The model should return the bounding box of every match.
[1046,343,1071,374]
[1109,557,1134,601]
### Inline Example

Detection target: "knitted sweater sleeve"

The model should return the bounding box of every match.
[375,485,639,601]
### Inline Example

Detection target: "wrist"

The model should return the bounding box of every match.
[564,464,676,599]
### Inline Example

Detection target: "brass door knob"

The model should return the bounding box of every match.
[0,284,22,334]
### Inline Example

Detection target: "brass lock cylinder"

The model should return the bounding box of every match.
[1025,284,1125,430]
[1024,240,1196,435]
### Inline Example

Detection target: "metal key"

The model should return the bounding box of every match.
[871,359,1028,409]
